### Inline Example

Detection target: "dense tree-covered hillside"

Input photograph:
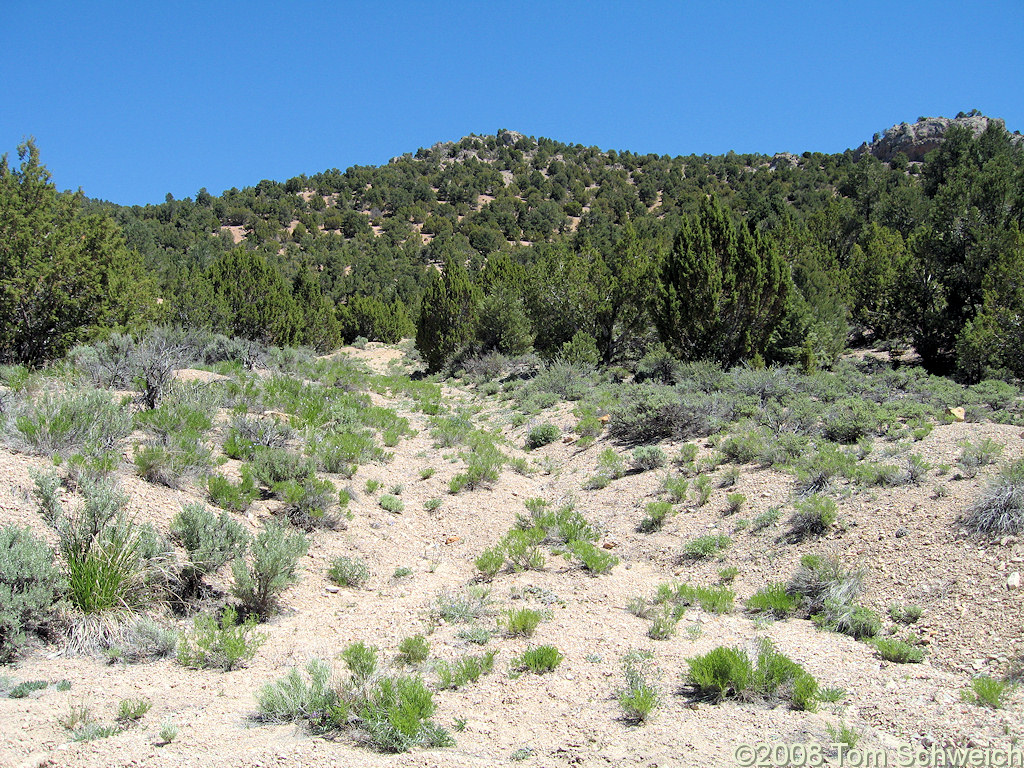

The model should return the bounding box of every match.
[5,117,1024,379]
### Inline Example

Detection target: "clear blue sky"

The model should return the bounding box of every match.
[4,1,1021,205]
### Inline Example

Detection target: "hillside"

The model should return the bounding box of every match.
[0,334,1022,766]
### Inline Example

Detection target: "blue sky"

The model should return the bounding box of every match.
[4,1,1021,205]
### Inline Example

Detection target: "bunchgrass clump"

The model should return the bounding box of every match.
[328,556,369,588]
[502,607,543,637]
[514,645,563,674]
[397,635,430,665]
[746,583,798,619]
[435,650,497,689]
[870,637,924,663]
[888,603,924,624]
[961,675,1016,709]
[683,534,731,560]
[685,639,818,709]
[962,457,1024,537]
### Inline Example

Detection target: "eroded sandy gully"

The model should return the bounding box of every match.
[1,344,1022,767]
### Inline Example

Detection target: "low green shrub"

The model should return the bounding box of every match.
[683,534,731,560]
[616,650,660,722]
[962,675,1016,709]
[435,650,497,689]
[640,501,673,532]
[514,645,563,674]
[526,423,560,449]
[0,524,59,661]
[630,446,667,472]
[231,521,309,618]
[746,583,798,619]
[177,606,266,671]
[870,637,924,663]
[207,469,259,513]
[502,607,542,637]
[788,494,838,540]
[397,634,430,665]
[116,697,152,723]
[328,556,369,588]
[569,540,619,575]
[170,503,249,594]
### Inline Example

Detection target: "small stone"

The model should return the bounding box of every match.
[602,541,616,549]
[445,536,461,544]
[325,586,340,593]
[1007,572,1020,589]
[972,658,986,671]
[948,406,966,422]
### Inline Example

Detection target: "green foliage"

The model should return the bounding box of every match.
[177,606,266,671]
[433,585,493,624]
[378,494,404,513]
[0,140,157,365]
[526,422,560,449]
[0,524,59,661]
[256,658,341,730]
[416,257,481,373]
[686,639,818,708]
[652,196,790,367]
[170,502,249,592]
[962,675,1016,709]
[115,697,152,723]
[640,501,673,532]
[501,607,543,637]
[397,635,430,665]
[514,645,563,674]
[359,674,451,752]
[435,649,497,689]
[8,679,49,698]
[746,583,798,619]
[342,641,379,685]
[630,445,667,472]
[616,650,661,722]
[475,547,505,579]
[207,469,259,513]
[231,521,309,618]
[788,494,838,539]
[870,637,924,663]
[4,388,132,457]
[38,475,160,617]
[888,604,923,624]
[207,248,302,346]
[328,556,369,588]
[568,540,619,575]
[683,534,731,559]
[685,645,754,701]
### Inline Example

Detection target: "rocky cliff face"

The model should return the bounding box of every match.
[855,115,1015,163]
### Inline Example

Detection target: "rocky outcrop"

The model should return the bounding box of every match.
[855,115,1017,163]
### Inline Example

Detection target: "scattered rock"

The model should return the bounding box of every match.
[948,406,966,422]
[1007,572,1021,589]
[445,536,461,545]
